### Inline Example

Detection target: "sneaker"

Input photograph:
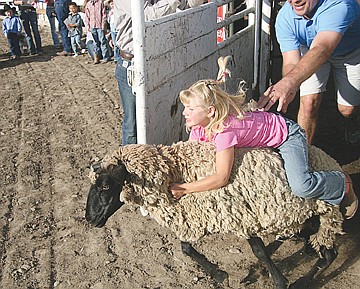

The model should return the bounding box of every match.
[340,172,358,219]
[81,48,86,54]
[73,53,79,58]
[345,117,360,145]
[56,51,70,56]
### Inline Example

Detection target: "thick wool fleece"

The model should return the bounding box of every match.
[97,141,344,253]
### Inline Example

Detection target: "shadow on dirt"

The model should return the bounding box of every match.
[0,44,61,69]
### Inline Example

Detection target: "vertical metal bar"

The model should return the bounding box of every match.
[259,0,272,93]
[229,0,234,37]
[250,0,262,96]
[132,0,147,144]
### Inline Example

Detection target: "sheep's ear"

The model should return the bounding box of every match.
[91,162,102,173]
[111,162,128,185]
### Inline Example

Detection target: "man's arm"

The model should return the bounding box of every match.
[144,0,180,20]
[144,0,203,21]
[259,30,342,112]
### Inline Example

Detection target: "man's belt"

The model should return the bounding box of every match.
[21,8,36,13]
[120,50,134,61]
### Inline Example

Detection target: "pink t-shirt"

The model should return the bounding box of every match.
[190,112,288,152]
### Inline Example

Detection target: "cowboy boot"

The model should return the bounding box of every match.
[94,54,100,64]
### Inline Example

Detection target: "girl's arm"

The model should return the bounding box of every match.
[169,146,234,199]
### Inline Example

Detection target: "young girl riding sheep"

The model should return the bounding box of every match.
[169,78,358,219]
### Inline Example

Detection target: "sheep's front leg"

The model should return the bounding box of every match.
[181,241,228,284]
[248,237,288,289]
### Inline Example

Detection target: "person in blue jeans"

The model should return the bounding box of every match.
[85,0,109,64]
[14,0,43,55]
[114,0,205,145]
[2,5,22,59]
[105,0,119,62]
[115,58,137,144]
[55,0,72,56]
[45,0,60,49]
[66,2,85,57]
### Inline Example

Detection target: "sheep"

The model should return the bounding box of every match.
[85,140,344,289]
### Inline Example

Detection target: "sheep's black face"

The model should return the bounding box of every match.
[85,164,128,228]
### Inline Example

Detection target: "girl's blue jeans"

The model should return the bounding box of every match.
[277,118,345,205]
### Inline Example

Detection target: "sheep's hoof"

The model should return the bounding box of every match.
[289,246,338,289]
[210,268,228,284]
[288,277,311,289]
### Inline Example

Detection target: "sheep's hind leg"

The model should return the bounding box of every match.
[181,241,228,284]
[248,237,289,289]
[289,246,338,289]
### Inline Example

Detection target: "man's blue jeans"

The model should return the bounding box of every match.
[115,57,137,145]
[55,0,71,53]
[19,9,42,54]
[46,6,60,47]
[90,28,109,61]
[277,118,345,205]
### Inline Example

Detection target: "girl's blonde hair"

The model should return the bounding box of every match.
[179,79,248,140]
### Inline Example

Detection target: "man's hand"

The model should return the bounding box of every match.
[258,77,298,113]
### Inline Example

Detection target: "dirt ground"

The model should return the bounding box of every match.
[1,21,360,289]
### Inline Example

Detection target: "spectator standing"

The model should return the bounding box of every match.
[55,0,72,56]
[114,0,205,145]
[105,0,118,62]
[2,5,22,59]
[85,0,109,64]
[13,0,43,55]
[45,0,61,49]
[66,2,86,57]
[258,0,360,145]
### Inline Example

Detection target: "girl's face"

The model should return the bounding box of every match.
[182,98,213,128]
[110,2,114,9]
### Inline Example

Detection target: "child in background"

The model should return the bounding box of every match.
[169,79,358,220]
[2,5,22,60]
[85,0,109,64]
[66,2,86,57]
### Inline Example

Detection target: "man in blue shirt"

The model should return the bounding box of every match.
[259,0,360,145]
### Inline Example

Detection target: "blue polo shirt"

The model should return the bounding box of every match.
[275,0,360,56]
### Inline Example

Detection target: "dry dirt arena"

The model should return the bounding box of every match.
[1,21,360,289]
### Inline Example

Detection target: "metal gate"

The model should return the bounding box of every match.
[130,0,272,144]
